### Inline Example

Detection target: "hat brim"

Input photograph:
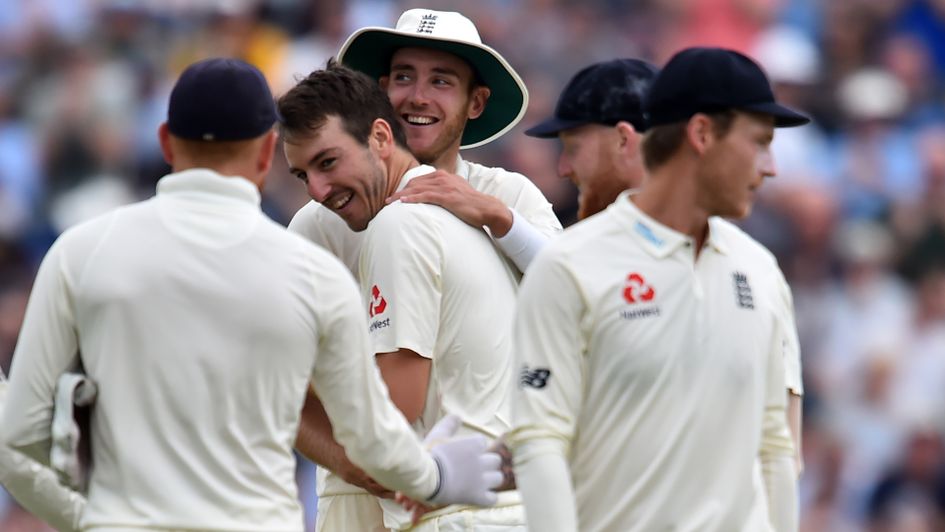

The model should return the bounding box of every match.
[740,101,810,127]
[338,27,528,149]
[524,117,591,138]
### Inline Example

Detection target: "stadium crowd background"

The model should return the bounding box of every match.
[1,0,945,530]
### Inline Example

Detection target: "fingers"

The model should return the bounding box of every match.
[480,450,501,471]
[483,470,504,492]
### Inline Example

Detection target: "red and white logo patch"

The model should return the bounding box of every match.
[623,273,655,304]
[369,285,387,317]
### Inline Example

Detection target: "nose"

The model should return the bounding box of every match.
[407,83,431,106]
[760,150,776,179]
[557,153,573,180]
[306,175,332,203]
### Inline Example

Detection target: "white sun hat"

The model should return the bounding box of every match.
[338,8,529,149]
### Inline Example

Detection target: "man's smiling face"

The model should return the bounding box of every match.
[381,47,488,167]
[284,115,390,232]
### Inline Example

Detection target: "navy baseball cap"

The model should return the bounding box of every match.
[526,59,659,138]
[644,47,810,128]
[167,58,277,141]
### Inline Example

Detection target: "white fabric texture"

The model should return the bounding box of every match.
[510,192,797,532]
[1,169,442,531]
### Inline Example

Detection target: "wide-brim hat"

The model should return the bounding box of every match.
[338,9,529,149]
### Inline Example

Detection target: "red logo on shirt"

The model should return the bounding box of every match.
[623,273,655,304]
[369,285,387,317]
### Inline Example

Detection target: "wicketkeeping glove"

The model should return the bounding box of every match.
[425,414,503,507]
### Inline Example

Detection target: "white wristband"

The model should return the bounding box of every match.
[493,209,550,273]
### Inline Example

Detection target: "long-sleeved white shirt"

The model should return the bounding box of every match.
[2,169,441,531]
[0,373,85,531]
[510,193,797,532]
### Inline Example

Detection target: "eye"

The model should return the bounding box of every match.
[432,77,452,87]
[293,171,308,184]
[392,72,412,83]
[319,157,336,170]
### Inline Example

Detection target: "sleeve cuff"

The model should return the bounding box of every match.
[493,209,550,273]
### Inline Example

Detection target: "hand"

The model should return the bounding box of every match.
[387,170,513,237]
[395,491,435,526]
[337,459,394,499]
[424,415,503,507]
[488,435,517,492]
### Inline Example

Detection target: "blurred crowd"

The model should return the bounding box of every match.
[2,0,945,530]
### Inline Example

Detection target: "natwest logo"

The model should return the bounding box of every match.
[369,285,387,317]
[623,273,655,304]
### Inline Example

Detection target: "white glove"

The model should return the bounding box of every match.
[425,414,503,507]
[51,372,97,491]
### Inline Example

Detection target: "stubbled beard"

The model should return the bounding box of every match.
[408,117,466,166]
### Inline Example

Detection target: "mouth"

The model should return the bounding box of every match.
[326,191,354,211]
[403,114,439,126]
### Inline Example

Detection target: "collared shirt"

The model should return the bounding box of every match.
[2,169,439,531]
[511,191,795,532]
[290,164,522,526]
[361,165,522,529]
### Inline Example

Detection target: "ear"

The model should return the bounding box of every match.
[369,118,395,159]
[467,86,491,120]
[379,75,390,91]
[256,129,279,177]
[614,121,638,154]
[685,113,715,156]
[158,123,174,166]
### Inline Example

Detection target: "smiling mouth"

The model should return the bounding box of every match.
[404,114,438,126]
[327,191,353,211]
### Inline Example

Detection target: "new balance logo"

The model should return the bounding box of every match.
[733,272,754,309]
[519,366,551,389]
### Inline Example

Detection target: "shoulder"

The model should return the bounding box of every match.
[372,199,442,225]
[463,159,535,192]
[528,209,622,275]
[710,217,779,267]
[288,200,339,235]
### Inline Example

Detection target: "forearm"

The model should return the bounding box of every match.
[760,405,798,532]
[787,392,803,474]
[513,438,577,532]
[294,388,353,473]
[0,446,85,532]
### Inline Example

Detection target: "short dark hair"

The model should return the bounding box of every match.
[641,110,736,170]
[277,59,408,148]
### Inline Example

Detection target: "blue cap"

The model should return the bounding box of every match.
[167,58,277,141]
[525,59,659,137]
[644,47,810,128]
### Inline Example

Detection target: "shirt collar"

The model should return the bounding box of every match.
[455,155,470,180]
[157,169,261,207]
[613,191,729,258]
[395,164,437,192]
[705,217,730,254]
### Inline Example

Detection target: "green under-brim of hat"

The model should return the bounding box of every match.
[339,29,528,149]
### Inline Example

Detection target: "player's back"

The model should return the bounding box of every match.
[62,171,330,530]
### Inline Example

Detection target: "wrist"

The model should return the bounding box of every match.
[486,202,513,238]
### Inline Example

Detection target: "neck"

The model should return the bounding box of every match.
[632,157,710,254]
[429,145,460,174]
[386,147,421,197]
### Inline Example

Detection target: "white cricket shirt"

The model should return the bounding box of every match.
[287,156,562,278]
[510,192,795,532]
[362,166,523,528]
[2,170,440,531]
